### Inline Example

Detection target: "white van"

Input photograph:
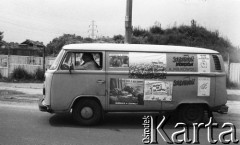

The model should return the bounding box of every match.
[39,43,228,125]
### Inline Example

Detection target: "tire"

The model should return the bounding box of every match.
[72,99,102,126]
[178,104,204,125]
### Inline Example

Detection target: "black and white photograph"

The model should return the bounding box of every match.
[109,78,144,105]
[0,0,240,144]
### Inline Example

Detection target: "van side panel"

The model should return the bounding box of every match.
[162,53,216,110]
[214,55,227,107]
[106,52,219,112]
[214,75,227,107]
[161,75,215,110]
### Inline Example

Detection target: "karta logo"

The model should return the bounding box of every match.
[142,115,239,144]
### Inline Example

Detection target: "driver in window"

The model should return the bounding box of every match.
[75,53,99,70]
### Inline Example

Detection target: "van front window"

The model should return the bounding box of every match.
[60,52,102,70]
[49,50,65,70]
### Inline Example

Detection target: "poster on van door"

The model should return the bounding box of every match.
[129,53,167,79]
[109,78,144,105]
[197,54,210,72]
[167,54,197,72]
[144,80,173,101]
[198,77,210,96]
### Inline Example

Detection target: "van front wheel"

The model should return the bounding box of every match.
[72,100,102,125]
[178,104,204,124]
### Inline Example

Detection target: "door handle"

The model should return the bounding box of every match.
[97,80,105,84]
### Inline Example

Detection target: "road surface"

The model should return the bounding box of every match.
[0,82,240,144]
[0,100,240,145]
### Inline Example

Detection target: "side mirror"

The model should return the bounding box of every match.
[69,63,74,74]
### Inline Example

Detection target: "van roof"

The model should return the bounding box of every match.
[63,43,219,54]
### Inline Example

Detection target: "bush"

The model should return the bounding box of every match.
[11,67,33,80]
[227,78,240,89]
[34,68,44,81]
[132,20,239,62]
[150,26,164,34]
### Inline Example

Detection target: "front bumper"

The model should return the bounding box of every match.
[211,104,228,114]
[38,98,52,113]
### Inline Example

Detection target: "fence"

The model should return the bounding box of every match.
[0,55,55,78]
[229,63,240,84]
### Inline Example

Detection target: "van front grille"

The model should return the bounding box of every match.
[212,55,221,70]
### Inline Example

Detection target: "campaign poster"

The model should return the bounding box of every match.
[144,80,173,101]
[173,77,196,87]
[109,53,129,68]
[167,54,197,72]
[197,54,210,72]
[129,53,166,79]
[197,77,210,96]
[109,78,144,105]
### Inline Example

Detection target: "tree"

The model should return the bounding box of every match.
[46,34,83,56]
[82,37,93,43]
[113,35,124,43]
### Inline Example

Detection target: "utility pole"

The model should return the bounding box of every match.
[125,0,133,44]
[88,20,98,39]
[43,46,45,73]
[7,46,10,78]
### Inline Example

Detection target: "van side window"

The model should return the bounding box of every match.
[109,53,129,68]
[60,52,102,70]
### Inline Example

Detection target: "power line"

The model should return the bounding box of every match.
[0,18,78,37]
[88,20,98,39]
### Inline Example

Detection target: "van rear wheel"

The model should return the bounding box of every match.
[178,104,204,125]
[72,100,102,125]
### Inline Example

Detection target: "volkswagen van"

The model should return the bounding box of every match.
[39,43,228,125]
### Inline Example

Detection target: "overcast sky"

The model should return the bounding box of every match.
[0,0,239,47]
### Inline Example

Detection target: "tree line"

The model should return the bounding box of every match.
[1,20,239,62]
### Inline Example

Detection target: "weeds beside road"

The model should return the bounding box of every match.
[0,82,42,103]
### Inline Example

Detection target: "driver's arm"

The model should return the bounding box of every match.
[74,63,87,70]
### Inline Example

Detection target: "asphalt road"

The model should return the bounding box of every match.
[0,82,240,145]
[0,102,152,145]
[0,101,240,145]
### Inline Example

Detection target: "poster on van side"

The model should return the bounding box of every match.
[197,54,210,72]
[109,53,129,68]
[129,53,167,79]
[144,80,173,101]
[197,77,210,96]
[167,54,197,72]
[109,78,144,105]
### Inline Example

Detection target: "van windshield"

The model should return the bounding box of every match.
[49,49,65,70]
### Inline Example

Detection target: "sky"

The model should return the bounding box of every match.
[0,0,240,47]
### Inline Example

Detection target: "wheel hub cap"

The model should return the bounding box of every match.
[81,107,93,119]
